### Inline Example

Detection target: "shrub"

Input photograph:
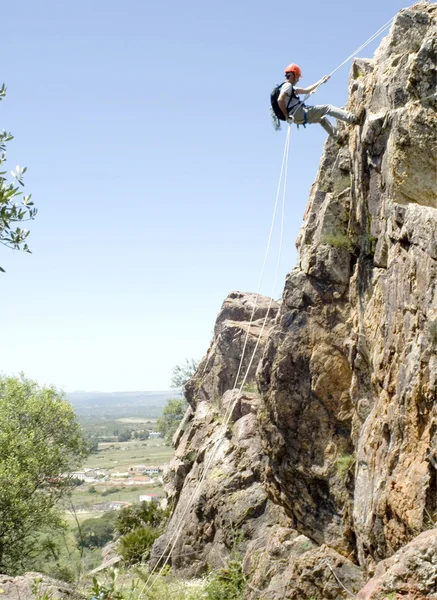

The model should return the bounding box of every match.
[118,526,159,565]
[321,232,354,251]
[204,556,246,600]
[335,453,355,476]
[116,502,168,535]
[101,486,122,496]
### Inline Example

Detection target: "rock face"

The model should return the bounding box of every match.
[0,572,85,599]
[158,4,436,598]
[356,529,437,600]
[152,292,293,576]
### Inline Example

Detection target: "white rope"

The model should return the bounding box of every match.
[302,14,395,103]
[138,16,400,597]
[196,115,292,386]
[329,16,395,77]
[138,126,292,599]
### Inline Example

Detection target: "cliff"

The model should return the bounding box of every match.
[155,4,437,598]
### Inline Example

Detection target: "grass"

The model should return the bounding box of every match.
[64,510,105,525]
[116,417,158,424]
[91,556,246,600]
[68,484,165,515]
[242,382,258,393]
[335,453,355,476]
[66,439,173,522]
[321,232,354,251]
[85,439,174,472]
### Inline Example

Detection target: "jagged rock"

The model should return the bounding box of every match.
[356,529,437,599]
[157,3,437,597]
[151,292,289,576]
[259,0,436,578]
[0,572,85,599]
[244,538,364,599]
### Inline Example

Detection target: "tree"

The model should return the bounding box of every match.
[76,518,114,549]
[0,85,37,272]
[0,375,89,573]
[157,398,188,445]
[87,436,99,454]
[170,358,199,393]
[117,430,132,443]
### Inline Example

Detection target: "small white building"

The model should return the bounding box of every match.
[139,494,162,503]
[144,466,163,475]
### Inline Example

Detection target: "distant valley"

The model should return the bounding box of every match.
[67,390,179,419]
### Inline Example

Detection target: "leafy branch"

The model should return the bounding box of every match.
[0,84,37,272]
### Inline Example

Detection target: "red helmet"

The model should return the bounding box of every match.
[284,63,302,77]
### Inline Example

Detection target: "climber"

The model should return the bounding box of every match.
[274,63,359,137]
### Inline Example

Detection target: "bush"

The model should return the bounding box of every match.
[116,502,168,535]
[204,557,246,600]
[118,526,159,565]
[101,486,122,496]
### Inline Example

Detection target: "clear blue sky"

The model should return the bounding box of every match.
[1,0,414,392]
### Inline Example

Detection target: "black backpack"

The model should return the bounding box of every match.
[270,83,299,121]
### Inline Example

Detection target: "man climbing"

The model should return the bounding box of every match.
[277,63,359,137]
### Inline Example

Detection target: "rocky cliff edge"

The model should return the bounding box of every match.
[155,4,436,598]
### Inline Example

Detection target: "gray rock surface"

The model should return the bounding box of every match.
[0,573,85,599]
[157,4,437,598]
[356,529,437,599]
[152,292,289,577]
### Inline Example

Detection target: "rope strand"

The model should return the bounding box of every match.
[138,126,292,599]
[139,14,397,596]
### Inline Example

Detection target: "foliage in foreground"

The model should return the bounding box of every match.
[0,374,89,573]
[0,84,37,272]
[115,502,169,566]
[90,556,246,600]
[117,526,160,565]
[116,502,168,536]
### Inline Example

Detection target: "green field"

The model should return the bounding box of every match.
[116,417,158,424]
[66,438,173,518]
[68,484,165,513]
[85,439,174,472]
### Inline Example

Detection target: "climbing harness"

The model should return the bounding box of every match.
[270,82,304,130]
[138,14,397,598]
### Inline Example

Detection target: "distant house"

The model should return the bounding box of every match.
[139,494,163,504]
[149,432,162,438]
[144,466,163,475]
[129,464,147,472]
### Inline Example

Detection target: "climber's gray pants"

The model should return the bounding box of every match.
[291,104,356,137]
